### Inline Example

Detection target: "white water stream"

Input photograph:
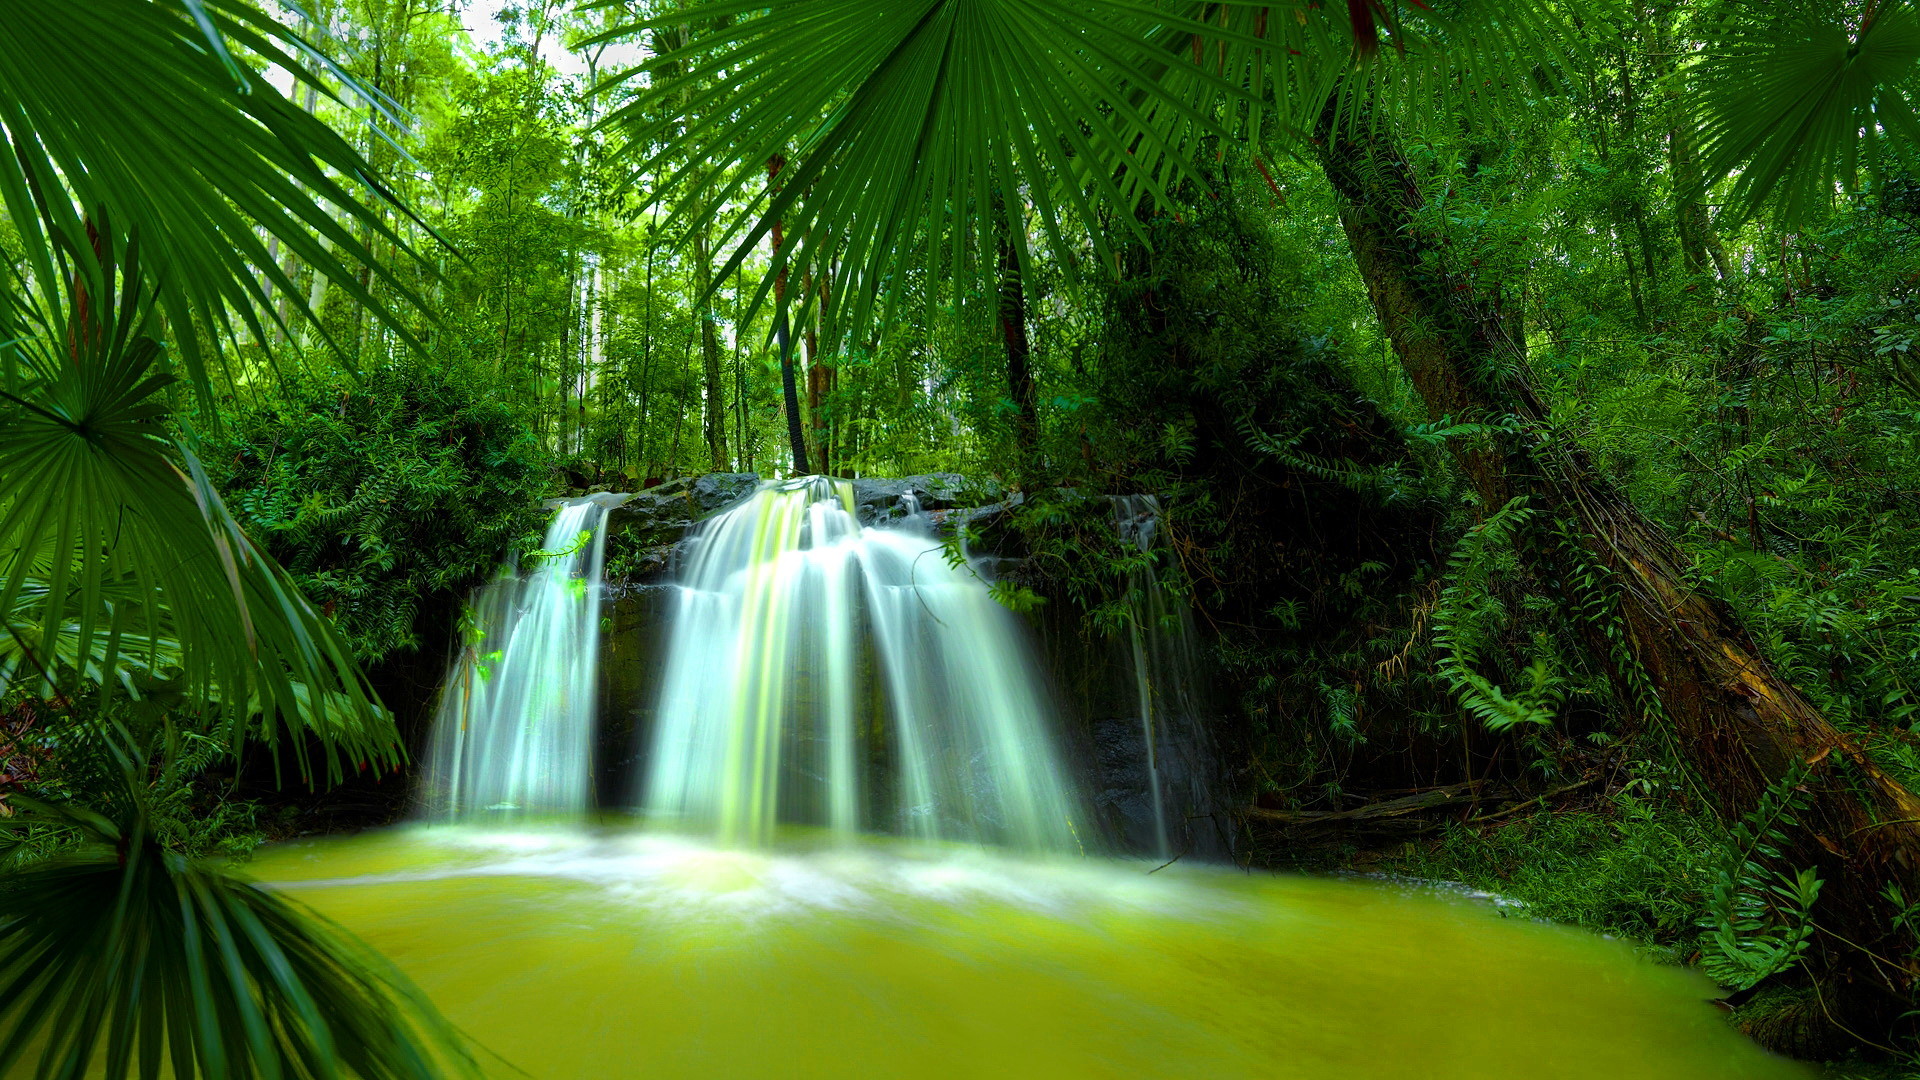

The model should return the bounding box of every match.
[642,478,1081,851]
[422,493,624,818]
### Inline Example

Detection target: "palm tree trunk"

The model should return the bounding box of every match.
[804,271,833,475]
[997,208,1038,472]
[1317,103,1920,1043]
[769,155,811,475]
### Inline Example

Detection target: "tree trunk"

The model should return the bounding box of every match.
[695,223,729,470]
[804,271,834,476]
[1657,10,1732,283]
[769,155,811,476]
[1317,103,1920,1041]
[733,265,752,474]
[997,205,1038,472]
[637,221,659,475]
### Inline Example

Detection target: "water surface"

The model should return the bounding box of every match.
[252,827,1807,1079]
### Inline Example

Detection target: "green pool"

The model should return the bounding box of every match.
[250,826,1810,1079]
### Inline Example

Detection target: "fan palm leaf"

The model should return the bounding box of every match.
[0,234,396,783]
[0,744,477,1080]
[1692,0,1920,223]
[0,0,438,401]
[595,0,1605,348]
[596,0,1248,343]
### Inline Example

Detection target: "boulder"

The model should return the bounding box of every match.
[851,473,1004,526]
[687,472,763,513]
[602,473,760,561]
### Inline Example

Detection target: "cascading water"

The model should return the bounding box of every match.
[642,477,1081,851]
[291,481,1807,1080]
[421,493,625,819]
[1111,494,1212,860]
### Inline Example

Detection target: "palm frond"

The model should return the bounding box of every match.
[0,750,477,1080]
[1146,1,1602,158]
[0,0,438,402]
[594,0,1248,348]
[1692,0,1920,223]
[0,233,397,784]
[596,0,1607,348]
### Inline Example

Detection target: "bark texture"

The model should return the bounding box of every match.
[1318,105,1920,1041]
[695,224,729,471]
[804,271,833,476]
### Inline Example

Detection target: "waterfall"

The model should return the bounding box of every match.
[642,477,1081,852]
[422,494,624,819]
[1111,494,1206,860]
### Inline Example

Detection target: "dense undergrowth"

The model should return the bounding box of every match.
[1378,797,1719,959]
[206,357,553,664]
[983,149,1920,1065]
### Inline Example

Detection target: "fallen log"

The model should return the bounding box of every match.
[1242,781,1488,826]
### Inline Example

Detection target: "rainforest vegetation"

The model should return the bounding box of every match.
[5,0,1920,1076]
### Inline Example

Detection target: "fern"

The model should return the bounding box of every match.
[1319,680,1365,746]
[1237,414,1414,504]
[1432,497,1561,732]
[1403,415,1518,447]
[1699,763,1824,991]
[207,357,550,663]
[1548,519,1665,730]
[988,579,1047,613]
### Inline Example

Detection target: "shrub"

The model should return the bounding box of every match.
[206,358,551,663]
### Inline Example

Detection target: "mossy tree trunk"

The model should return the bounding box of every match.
[1317,103,1920,1043]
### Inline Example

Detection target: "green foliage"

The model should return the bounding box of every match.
[0,0,433,397]
[607,0,1620,350]
[422,59,595,381]
[605,0,1238,345]
[1390,773,1833,987]
[12,708,268,865]
[1432,498,1565,733]
[8,0,1920,1063]
[988,579,1048,615]
[1693,0,1920,223]
[1699,763,1824,991]
[0,235,396,785]
[0,5,492,1078]
[0,732,475,1080]
[208,357,551,663]
[1237,414,1422,507]
[1387,792,1722,952]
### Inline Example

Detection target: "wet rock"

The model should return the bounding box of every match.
[851,473,1003,526]
[601,473,760,564]
[599,471,1039,586]
[688,472,761,513]
[929,494,1024,554]
[602,492,695,553]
